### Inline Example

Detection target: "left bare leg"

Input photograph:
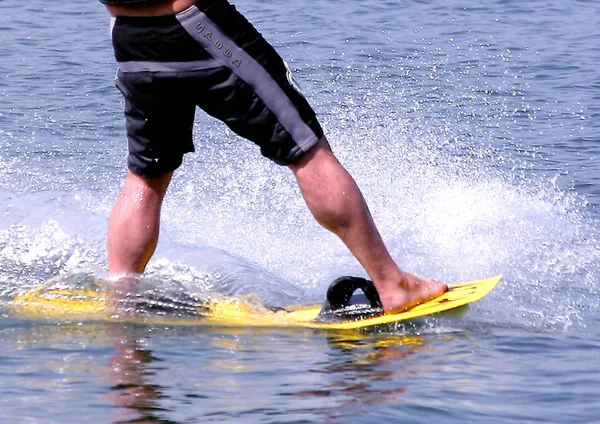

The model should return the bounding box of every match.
[107,170,173,275]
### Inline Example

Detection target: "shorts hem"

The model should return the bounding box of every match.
[127,158,183,178]
[280,135,320,165]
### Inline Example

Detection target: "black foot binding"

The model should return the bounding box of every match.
[315,276,384,323]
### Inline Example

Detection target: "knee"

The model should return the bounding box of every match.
[118,171,173,210]
[123,170,172,196]
[289,137,341,178]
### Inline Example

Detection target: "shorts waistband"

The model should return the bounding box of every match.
[110,0,221,22]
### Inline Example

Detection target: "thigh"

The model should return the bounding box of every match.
[116,72,196,177]
[111,14,208,176]
[176,0,325,165]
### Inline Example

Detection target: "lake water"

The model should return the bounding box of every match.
[1,0,599,422]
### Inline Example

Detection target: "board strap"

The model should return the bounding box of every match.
[316,276,384,323]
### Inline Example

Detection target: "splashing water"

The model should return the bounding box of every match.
[1,14,598,333]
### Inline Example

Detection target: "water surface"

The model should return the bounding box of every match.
[1,0,599,422]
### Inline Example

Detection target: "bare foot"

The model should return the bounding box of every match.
[376,271,448,313]
[107,274,140,314]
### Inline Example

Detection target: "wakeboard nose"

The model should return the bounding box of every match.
[316,276,384,323]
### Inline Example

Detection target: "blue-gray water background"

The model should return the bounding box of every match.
[1,0,599,422]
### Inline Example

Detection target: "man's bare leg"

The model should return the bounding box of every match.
[289,137,447,312]
[107,170,173,275]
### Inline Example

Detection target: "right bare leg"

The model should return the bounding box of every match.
[289,138,447,312]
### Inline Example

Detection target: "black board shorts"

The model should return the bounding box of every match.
[111,0,324,176]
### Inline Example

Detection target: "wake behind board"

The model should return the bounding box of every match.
[10,275,501,330]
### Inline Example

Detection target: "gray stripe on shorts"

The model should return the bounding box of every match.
[118,59,220,73]
[176,5,318,152]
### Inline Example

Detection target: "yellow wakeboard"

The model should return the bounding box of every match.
[11,275,500,330]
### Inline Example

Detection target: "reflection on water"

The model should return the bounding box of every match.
[292,333,428,409]
[0,322,177,423]
[0,321,462,423]
[101,326,178,424]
